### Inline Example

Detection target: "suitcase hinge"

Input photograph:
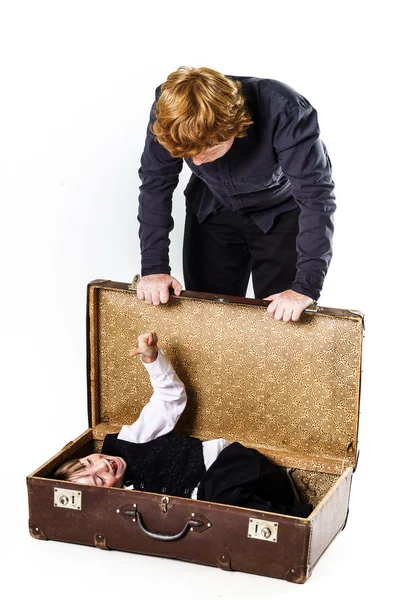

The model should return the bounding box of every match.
[129,274,140,291]
[341,440,356,471]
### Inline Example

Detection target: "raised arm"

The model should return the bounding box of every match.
[118,332,187,443]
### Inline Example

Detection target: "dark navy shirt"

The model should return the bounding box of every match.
[138,76,336,300]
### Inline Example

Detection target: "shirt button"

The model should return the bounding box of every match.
[139,483,145,489]
[161,486,167,493]
[224,181,230,186]
[184,488,190,495]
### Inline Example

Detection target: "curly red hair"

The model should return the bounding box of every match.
[151,67,253,158]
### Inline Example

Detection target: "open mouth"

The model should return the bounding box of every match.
[109,459,118,474]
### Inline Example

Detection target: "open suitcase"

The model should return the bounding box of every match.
[27,278,363,584]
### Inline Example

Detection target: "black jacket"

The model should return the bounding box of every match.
[138,75,336,300]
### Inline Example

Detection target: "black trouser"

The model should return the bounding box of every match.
[183,198,300,298]
[197,442,312,517]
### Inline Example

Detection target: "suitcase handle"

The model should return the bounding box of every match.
[136,512,204,542]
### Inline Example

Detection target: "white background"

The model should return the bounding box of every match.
[1,0,414,597]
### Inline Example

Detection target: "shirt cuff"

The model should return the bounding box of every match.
[140,348,172,379]
[141,266,171,276]
[292,269,324,301]
[141,256,170,277]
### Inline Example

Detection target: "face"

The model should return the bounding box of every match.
[76,453,127,488]
[191,136,235,166]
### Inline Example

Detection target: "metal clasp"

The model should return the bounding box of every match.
[54,488,82,510]
[247,518,278,542]
[129,274,140,291]
[160,496,171,514]
[304,302,318,314]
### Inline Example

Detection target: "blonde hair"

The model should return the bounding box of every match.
[152,67,253,158]
[53,458,87,482]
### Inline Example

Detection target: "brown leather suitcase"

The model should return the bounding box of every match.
[27,278,363,584]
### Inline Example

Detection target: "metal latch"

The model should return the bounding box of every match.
[160,496,171,514]
[54,488,82,510]
[305,302,318,314]
[128,274,140,291]
[247,518,278,542]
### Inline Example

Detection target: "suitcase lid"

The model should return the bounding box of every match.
[87,280,364,475]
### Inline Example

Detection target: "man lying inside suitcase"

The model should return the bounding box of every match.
[53,332,312,517]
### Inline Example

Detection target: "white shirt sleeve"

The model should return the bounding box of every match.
[202,438,230,471]
[118,347,230,496]
[118,349,187,443]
